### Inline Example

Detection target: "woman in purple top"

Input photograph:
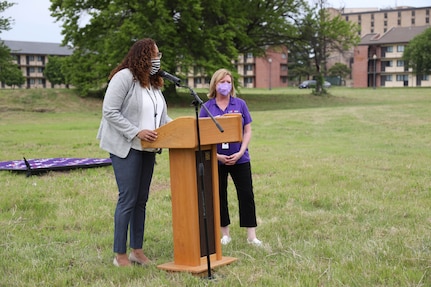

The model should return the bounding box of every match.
[199,68,262,246]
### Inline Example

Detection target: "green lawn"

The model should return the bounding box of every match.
[0,87,430,286]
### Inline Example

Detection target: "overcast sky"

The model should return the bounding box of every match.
[1,0,430,43]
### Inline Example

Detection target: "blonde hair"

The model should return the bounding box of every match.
[207,68,236,99]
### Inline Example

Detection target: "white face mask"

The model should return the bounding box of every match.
[150,59,160,75]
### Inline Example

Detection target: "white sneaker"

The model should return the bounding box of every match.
[221,235,232,245]
[247,238,262,247]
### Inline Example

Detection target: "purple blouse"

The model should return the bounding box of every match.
[199,96,252,164]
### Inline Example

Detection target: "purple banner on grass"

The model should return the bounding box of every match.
[0,158,112,172]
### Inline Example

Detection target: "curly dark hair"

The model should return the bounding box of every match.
[108,38,163,89]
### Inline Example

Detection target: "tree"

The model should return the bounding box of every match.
[403,27,431,76]
[44,56,68,88]
[0,63,25,87]
[328,62,350,86]
[292,0,360,95]
[0,1,14,32]
[0,1,15,66]
[287,44,315,85]
[0,41,25,88]
[49,0,301,95]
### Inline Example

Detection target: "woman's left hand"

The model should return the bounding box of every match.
[137,129,158,142]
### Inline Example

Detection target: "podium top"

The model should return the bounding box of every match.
[141,113,243,149]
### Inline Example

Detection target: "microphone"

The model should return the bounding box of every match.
[158,70,181,86]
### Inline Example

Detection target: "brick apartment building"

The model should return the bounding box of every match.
[182,47,289,89]
[2,40,73,89]
[352,25,430,88]
[3,39,288,90]
[340,6,430,36]
[329,5,431,87]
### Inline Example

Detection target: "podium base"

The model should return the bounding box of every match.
[157,255,237,274]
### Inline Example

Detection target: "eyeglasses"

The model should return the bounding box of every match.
[156,52,162,59]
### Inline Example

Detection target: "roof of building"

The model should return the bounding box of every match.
[359,25,430,45]
[2,40,73,56]
[340,6,431,15]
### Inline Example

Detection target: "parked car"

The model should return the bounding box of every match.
[298,80,331,89]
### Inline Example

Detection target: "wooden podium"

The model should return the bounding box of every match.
[141,114,241,273]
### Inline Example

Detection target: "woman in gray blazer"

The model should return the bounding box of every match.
[97,38,171,267]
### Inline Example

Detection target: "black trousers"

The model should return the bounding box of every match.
[218,162,257,228]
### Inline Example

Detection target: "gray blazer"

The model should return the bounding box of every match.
[97,68,171,158]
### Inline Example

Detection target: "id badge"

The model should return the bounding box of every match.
[222,143,229,150]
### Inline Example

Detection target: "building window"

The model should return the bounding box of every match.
[245,64,253,71]
[371,28,374,33]
[384,20,387,26]
[382,75,392,87]
[246,53,253,58]
[420,74,429,81]
[412,18,415,25]
[384,60,393,67]
[396,75,408,81]
[426,9,429,16]
[30,79,35,84]
[37,56,43,61]
[411,10,415,17]
[426,18,429,24]
[397,45,404,52]
[398,11,401,17]
[384,13,387,19]
[371,13,374,20]
[386,46,393,52]
[398,19,401,25]
[345,16,349,21]
[244,77,253,84]
[358,15,361,20]
[193,66,205,75]
[29,55,34,61]
[371,21,374,27]
[397,60,404,67]
[38,67,43,73]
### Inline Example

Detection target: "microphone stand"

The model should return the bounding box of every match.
[180,84,223,279]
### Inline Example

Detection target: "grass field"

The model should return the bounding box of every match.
[0,87,430,286]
